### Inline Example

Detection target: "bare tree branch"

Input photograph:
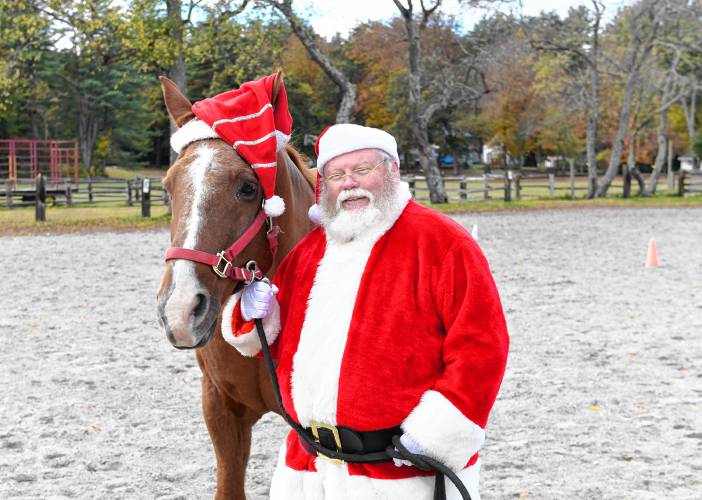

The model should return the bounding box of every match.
[264,0,356,122]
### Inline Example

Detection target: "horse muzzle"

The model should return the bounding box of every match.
[157,285,221,349]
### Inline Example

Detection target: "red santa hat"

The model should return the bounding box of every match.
[307,124,399,223]
[315,123,399,175]
[170,74,292,218]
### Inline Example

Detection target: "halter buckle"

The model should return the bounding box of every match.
[212,251,232,278]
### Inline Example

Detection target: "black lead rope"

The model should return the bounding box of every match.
[253,317,472,500]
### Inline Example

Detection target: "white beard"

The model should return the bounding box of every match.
[319,179,407,244]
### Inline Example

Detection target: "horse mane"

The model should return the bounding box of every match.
[285,144,316,189]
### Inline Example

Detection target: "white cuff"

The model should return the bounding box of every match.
[221,291,281,356]
[401,390,485,471]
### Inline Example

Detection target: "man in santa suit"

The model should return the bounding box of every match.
[221,124,509,500]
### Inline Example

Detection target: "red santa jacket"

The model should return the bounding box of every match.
[222,197,509,480]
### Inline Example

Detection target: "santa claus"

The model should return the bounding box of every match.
[222,124,509,500]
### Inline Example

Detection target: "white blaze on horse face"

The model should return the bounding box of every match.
[166,145,217,342]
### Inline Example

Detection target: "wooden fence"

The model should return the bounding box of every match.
[2,175,170,220]
[402,171,624,202]
[679,170,702,195]
[4,169,698,222]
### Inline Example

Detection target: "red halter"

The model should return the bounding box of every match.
[165,210,280,283]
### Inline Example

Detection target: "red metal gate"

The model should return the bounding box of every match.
[0,139,79,188]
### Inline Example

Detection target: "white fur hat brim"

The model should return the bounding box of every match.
[316,124,399,175]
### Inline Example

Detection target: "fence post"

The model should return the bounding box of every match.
[408,176,416,198]
[483,174,490,200]
[35,173,46,221]
[515,173,521,200]
[65,181,73,207]
[127,179,133,206]
[141,177,151,217]
[5,180,12,208]
[459,178,467,201]
[88,177,93,203]
[678,170,686,196]
[666,139,674,193]
[622,168,631,199]
[135,178,141,202]
[504,171,512,202]
[569,159,575,199]
[548,173,555,198]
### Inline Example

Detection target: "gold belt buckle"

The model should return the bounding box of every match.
[212,251,232,278]
[310,420,344,464]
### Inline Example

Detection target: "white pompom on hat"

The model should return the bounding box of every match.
[314,124,400,176]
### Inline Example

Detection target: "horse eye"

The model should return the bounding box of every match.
[237,181,257,200]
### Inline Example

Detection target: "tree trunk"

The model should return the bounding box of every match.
[645,108,668,195]
[271,0,356,123]
[166,0,187,165]
[78,100,98,174]
[586,1,602,198]
[626,132,645,196]
[681,87,697,146]
[397,0,447,203]
[414,121,446,203]
[596,74,638,197]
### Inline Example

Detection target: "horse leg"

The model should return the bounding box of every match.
[201,373,260,500]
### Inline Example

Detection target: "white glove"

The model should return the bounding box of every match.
[393,433,425,467]
[240,280,278,321]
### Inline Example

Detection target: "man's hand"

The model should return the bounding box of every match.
[393,433,425,467]
[240,280,278,321]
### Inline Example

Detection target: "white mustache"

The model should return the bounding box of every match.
[336,188,374,209]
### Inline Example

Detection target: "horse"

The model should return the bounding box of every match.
[155,71,316,500]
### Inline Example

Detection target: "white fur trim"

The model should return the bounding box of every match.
[220,291,281,357]
[212,103,272,131]
[307,203,321,225]
[270,440,481,500]
[233,131,277,149]
[170,119,219,154]
[251,162,277,168]
[264,195,286,217]
[316,124,399,175]
[290,184,410,427]
[275,130,291,151]
[402,390,486,472]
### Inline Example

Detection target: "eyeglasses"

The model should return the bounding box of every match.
[324,158,388,185]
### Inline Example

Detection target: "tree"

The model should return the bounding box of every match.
[528,1,605,197]
[41,0,155,173]
[0,0,53,137]
[127,0,249,163]
[259,0,357,123]
[596,0,673,197]
[392,0,486,203]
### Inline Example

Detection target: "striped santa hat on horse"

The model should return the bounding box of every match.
[170,73,293,218]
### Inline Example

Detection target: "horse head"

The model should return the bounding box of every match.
[156,72,315,349]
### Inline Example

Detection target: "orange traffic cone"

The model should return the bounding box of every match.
[645,238,659,268]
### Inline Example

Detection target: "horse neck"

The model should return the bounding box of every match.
[271,149,315,272]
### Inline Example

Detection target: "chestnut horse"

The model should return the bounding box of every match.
[155,72,315,499]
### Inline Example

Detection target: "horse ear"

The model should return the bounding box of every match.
[159,76,195,128]
[271,69,285,108]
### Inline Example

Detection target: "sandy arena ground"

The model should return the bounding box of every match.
[1,207,701,499]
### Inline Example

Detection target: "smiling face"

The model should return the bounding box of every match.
[322,148,398,212]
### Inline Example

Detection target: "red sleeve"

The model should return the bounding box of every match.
[432,238,509,427]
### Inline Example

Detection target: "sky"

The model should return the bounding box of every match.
[292,0,634,40]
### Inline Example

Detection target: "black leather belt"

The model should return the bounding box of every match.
[301,421,402,460]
